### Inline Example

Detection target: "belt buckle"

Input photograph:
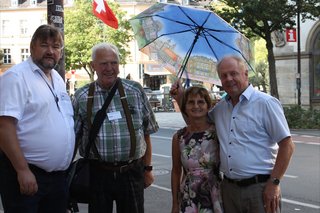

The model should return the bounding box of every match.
[119,164,128,173]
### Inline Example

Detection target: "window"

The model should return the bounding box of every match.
[2,20,11,35]
[20,20,28,35]
[30,0,37,6]
[21,48,30,61]
[312,30,320,100]
[11,0,18,7]
[3,49,12,64]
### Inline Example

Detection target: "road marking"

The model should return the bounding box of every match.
[153,153,171,158]
[151,185,320,209]
[282,198,320,209]
[151,184,171,192]
[284,174,298,178]
[294,141,320,145]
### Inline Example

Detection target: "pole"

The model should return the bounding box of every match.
[47,0,65,80]
[297,0,301,106]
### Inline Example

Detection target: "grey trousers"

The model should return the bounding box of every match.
[221,180,281,213]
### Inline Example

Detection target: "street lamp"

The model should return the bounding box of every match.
[297,0,301,106]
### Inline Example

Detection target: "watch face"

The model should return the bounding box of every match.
[272,178,280,185]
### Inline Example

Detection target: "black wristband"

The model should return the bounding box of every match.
[144,165,153,171]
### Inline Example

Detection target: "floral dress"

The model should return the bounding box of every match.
[177,126,223,213]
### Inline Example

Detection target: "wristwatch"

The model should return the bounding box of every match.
[144,165,153,171]
[271,177,280,185]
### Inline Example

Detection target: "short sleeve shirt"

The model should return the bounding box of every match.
[73,79,159,162]
[209,85,291,179]
[0,57,75,172]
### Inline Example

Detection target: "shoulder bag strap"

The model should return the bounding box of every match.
[71,82,95,161]
[118,79,136,159]
[86,82,95,129]
[85,78,120,157]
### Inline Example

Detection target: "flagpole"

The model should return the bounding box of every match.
[47,0,65,81]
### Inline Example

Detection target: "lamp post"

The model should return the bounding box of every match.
[297,0,301,106]
[47,0,65,80]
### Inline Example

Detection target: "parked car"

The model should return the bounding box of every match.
[149,94,161,111]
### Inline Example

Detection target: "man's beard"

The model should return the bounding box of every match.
[34,57,58,70]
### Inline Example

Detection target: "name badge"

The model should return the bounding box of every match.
[107,111,122,121]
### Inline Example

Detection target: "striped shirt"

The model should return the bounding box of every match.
[73,79,159,162]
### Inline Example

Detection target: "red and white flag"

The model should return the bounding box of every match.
[93,0,118,29]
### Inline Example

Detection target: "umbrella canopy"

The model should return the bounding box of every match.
[130,3,253,86]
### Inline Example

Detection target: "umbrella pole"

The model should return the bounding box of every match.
[177,27,203,80]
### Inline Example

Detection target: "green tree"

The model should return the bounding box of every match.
[208,0,320,98]
[64,0,133,81]
[249,60,268,92]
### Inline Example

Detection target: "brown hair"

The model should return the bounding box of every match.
[181,86,212,116]
[30,25,63,49]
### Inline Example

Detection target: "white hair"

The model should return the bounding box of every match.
[91,42,120,62]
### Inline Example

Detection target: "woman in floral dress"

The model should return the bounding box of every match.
[171,86,223,213]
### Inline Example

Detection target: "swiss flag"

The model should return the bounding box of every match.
[93,0,118,29]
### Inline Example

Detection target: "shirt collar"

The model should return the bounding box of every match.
[240,84,254,101]
[224,84,254,103]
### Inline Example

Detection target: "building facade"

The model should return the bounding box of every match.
[273,18,320,108]
[0,0,173,91]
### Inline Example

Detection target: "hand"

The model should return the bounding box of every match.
[263,181,281,213]
[17,168,38,195]
[170,80,184,102]
[144,170,154,188]
[171,204,180,213]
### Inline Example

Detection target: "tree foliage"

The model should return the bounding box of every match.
[64,0,133,81]
[208,0,320,98]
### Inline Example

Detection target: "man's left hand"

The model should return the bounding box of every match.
[144,171,154,188]
[263,181,281,213]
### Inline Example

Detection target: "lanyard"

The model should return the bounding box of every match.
[37,71,61,112]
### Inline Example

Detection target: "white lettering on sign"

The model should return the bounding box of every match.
[288,29,295,41]
[51,16,63,24]
[56,5,63,12]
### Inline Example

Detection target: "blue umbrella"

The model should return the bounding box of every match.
[130,3,254,86]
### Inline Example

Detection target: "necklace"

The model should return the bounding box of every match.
[37,71,61,112]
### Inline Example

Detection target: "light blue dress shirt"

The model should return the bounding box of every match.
[209,84,291,179]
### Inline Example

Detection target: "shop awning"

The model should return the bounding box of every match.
[144,70,172,76]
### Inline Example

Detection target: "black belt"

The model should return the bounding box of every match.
[92,158,142,173]
[224,174,270,187]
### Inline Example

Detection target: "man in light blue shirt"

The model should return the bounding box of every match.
[171,55,295,213]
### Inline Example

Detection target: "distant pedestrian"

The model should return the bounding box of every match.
[0,24,75,213]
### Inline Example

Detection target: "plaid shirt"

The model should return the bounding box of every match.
[73,79,159,162]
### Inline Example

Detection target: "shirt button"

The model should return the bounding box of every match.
[232,117,235,119]
[228,155,231,158]
[231,129,233,132]
[229,142,232,144]
[230,169,232,171]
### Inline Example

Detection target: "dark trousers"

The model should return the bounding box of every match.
[0,154,68,213]
[89,160,145,213]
